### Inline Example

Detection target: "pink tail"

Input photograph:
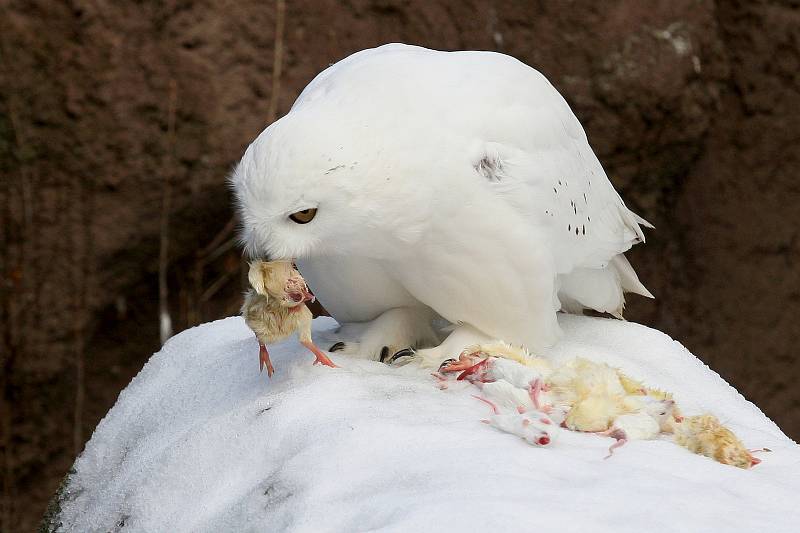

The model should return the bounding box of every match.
[472,394,500,415]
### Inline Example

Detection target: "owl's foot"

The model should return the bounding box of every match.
[395,323,496,369]
[325,306,439,362]
[326,340,417,364]
[386,348,415,364]
[329,343,414,364]
[328,342,346,352]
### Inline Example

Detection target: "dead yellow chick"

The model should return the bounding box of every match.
[241,260,337,377]
[563,394,627,433]
[671,414,760,469]
[548,358,627,420]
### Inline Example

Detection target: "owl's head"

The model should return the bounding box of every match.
[230,109,431,262]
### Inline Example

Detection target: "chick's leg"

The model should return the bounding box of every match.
[301,341,338,368]
[439,353,480,373]
[439,354,492,384]
[259,342,275,377]
[297,310,337,369]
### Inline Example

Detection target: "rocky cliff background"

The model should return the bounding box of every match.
[2,0,798,529]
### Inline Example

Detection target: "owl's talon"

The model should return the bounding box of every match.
[438,358,457,372]
[379,346,391,362]
[329,342,346,353]
[388,348,415,364]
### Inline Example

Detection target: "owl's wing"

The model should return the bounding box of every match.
[291,44,649,275]
[469,89,651,278]
[290,45,652,316]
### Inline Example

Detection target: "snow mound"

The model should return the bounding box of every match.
[53,316,799,532]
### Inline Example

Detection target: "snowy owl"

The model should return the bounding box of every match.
[232,44,652,366]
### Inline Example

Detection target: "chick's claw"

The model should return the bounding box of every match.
[259,342,275,378]
[438,353,479,373]
[456,358,491,381]
[302,341,338,368]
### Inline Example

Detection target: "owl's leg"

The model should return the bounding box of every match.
[394,323,495,369]
[327,306,440,362]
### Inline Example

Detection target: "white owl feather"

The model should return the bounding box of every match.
[232,44,652,361]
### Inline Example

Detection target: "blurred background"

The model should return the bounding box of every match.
[2,0,799,529]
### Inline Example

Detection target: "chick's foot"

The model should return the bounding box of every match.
[302,341,338,369]
[259,343,275,378]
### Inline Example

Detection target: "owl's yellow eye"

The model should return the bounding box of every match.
[289,208,317,224]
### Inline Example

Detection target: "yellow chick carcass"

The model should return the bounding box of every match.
[671,414,760,469]
[550,358,630,431]
[441,343,760,469]
[241,260,336,377]
[439,342,550,386]
[550,362,758,467]
[547,358,678,433]
[465,341,550,371]
[443,345,674,433]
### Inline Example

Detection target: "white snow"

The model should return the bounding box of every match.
[57,315,800,532]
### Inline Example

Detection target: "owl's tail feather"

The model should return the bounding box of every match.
[612,254,654,299]
[557,254,652,319]
[620,208,653,245]
[633,212,655,230]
